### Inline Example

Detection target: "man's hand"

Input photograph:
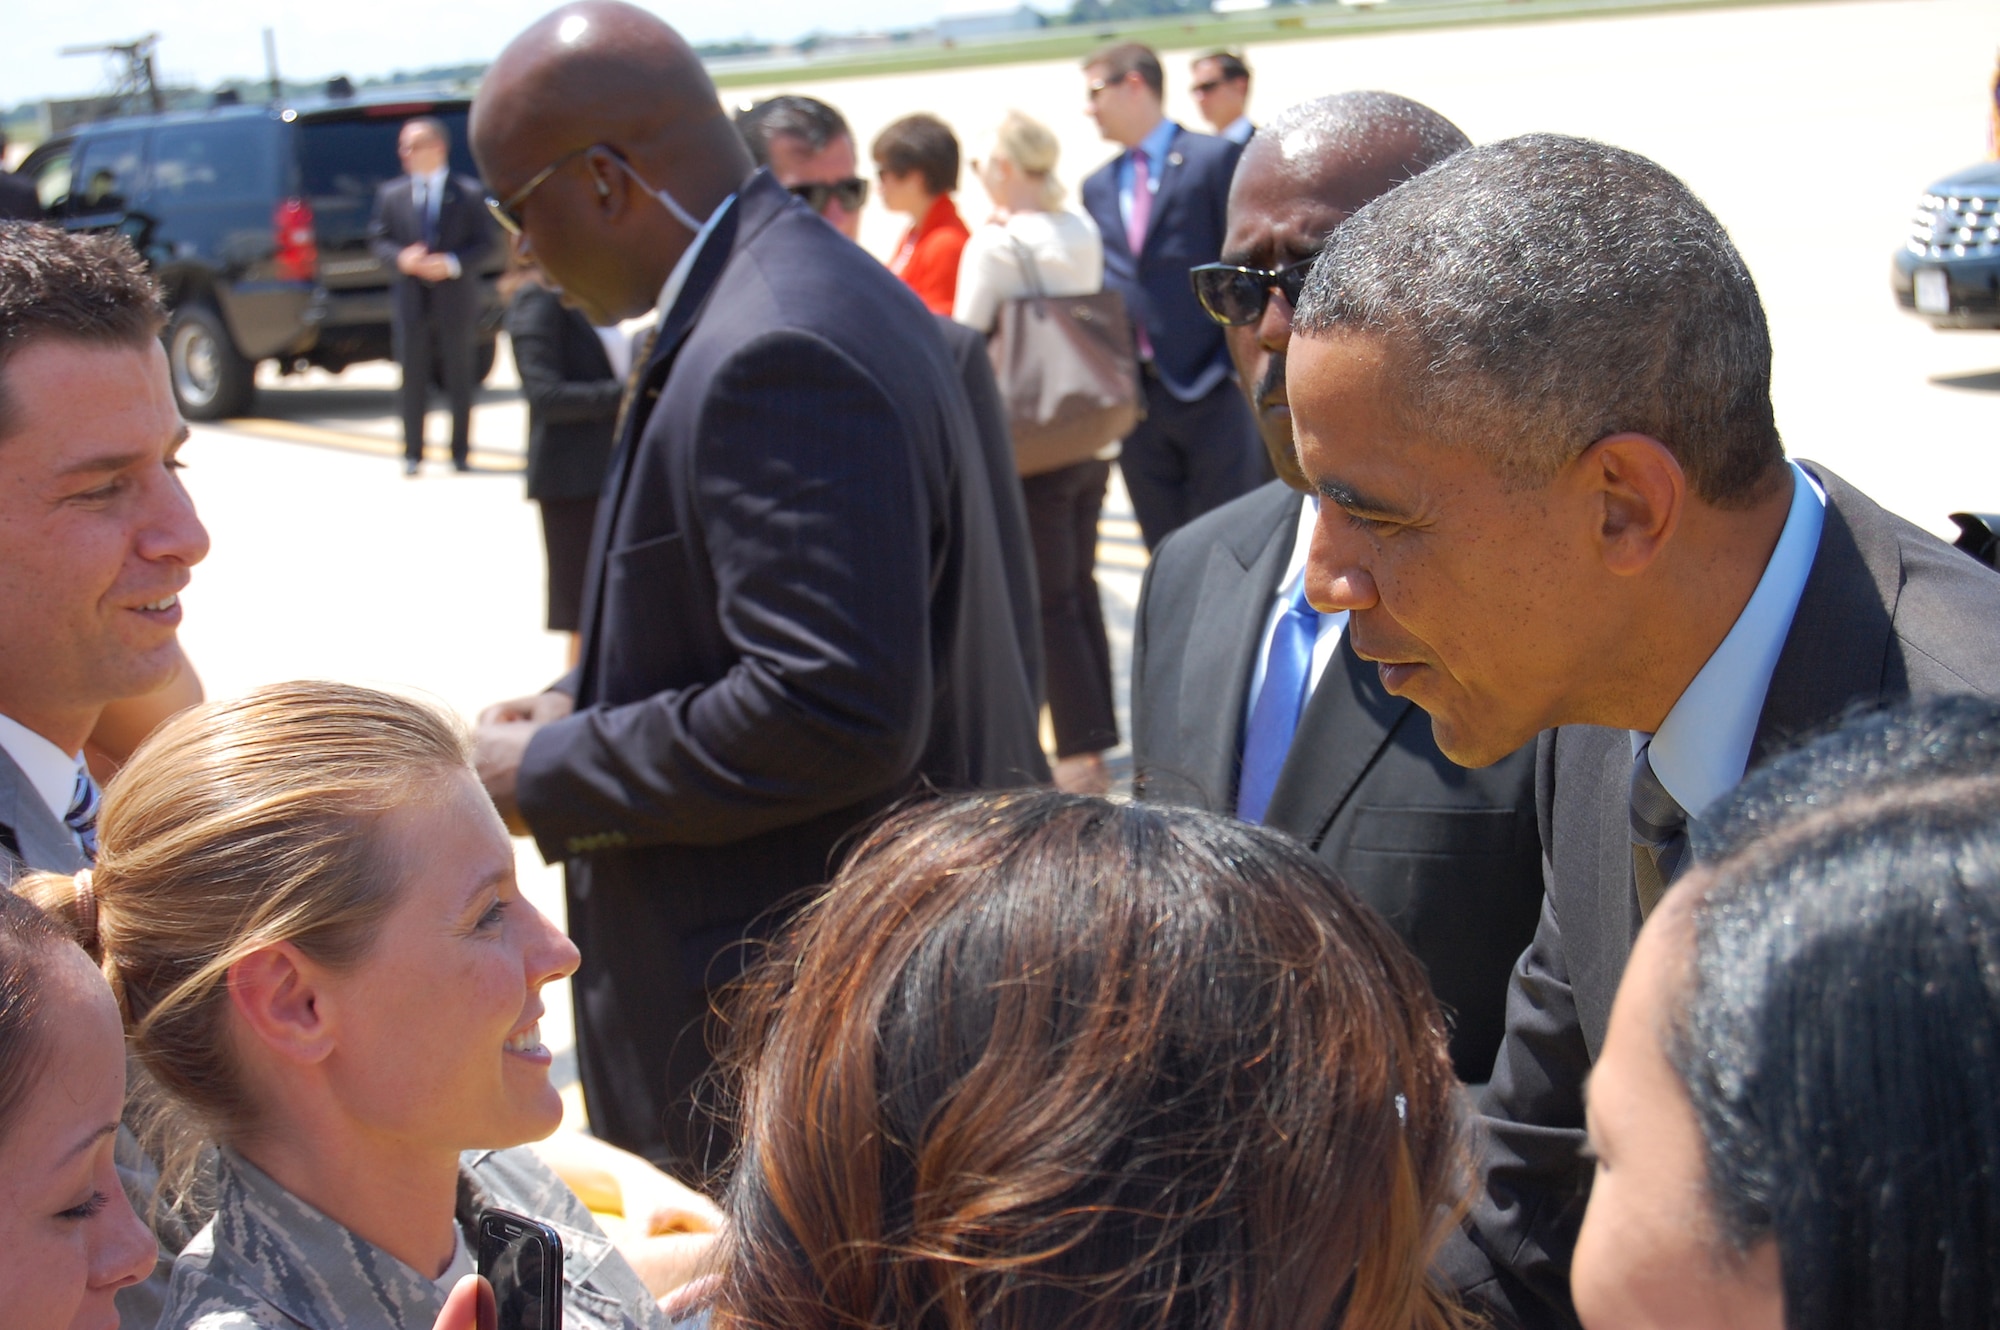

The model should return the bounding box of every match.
[434,1274,495,1330]
[396,242,430,277]
[418,253,456,282]
[474,691,574,834]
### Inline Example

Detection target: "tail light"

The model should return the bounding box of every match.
[273,197,318,282]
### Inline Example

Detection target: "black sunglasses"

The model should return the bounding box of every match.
[788,177,870,215]
[1189,255,1320,327]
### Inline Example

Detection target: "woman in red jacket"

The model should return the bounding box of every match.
[873,114,970,315]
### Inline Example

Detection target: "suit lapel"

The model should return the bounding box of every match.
[1263,637,1413,845]
[0,745,85,877]
[1137,125,1187,262]
[1174,485,1297,809]
[572,189,749,703]
[1083,167,1129,266]
[1748,462,1898,769]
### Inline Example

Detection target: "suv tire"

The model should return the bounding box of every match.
[167,302,256,420]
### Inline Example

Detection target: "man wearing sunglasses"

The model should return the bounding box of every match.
[468,0,1044,1176]
[1189,51,1254,146]
[733,95,870,241]
[1132,93,1543,1087]
[1080,41,1262,551]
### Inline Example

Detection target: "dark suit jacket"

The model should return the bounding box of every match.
[1080,124,1242,400]
[367,171,492,275]
[1444,461,2000,1329]
[505,283,620,503]
[514,170,1045,1163]
[1131,480,1544,1080]
[934,313,1045,716]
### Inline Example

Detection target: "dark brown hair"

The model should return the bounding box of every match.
[0,891,79,1147]
[0,225,164,442]
[1085,42,1164,100]
[872,113,960,198]
[714,791,1469,1330]
[1194,50,1250,84]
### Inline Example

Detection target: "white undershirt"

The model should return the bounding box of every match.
[0,711,85,827]
[1242,495,1348,735]
[1634,460,1828,823]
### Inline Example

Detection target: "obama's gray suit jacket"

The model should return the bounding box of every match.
[0,740,85,888]
[1443,461,2000,1329]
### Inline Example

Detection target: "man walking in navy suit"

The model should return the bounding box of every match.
[368,117,493,475]
[1079,43,1264,549]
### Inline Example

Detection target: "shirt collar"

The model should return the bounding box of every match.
[652,191,737,328]
[913,192,963,239]
[1224,114,1254,143]
[420,165,448,191]
[1136,118,1179,175]
[0,712,82,824]
[1640,460,1827,821]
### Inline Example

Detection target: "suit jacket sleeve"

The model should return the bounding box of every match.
[517,330,935,850]
[506,292,621,425]
[1437,730,1593,1330]
[367,181,404,268]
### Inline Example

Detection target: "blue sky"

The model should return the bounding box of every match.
[6,0,1003,105]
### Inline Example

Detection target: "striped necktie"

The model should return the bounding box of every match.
[1126,148,1154,361]
[1630,741,1691,918]
[612,322,663,444]
[65,766,100,862]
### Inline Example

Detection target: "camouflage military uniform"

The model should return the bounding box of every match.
[156,1146,670,1330]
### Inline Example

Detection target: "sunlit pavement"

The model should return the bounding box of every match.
[171,0,2000,1124]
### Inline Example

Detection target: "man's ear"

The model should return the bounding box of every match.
[227,944,337,1065]
[1577,433,1685,577]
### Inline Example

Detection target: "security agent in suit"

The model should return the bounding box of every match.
[0,131,41,222]
[368,117,494,474]
[469,3,1045,1175]
[1132,94,1541,1082]
[1079,42,1264,550]
[1283,133,2000,1329]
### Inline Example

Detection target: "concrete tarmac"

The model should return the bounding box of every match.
[170,0,2000,1129]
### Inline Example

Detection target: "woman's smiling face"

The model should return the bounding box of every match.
[314,770,581,1152]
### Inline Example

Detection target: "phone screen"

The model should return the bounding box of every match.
[478,1210,563,1330]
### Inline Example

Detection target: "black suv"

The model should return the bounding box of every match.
[1892,160,2000,331]
[17,88,504,420]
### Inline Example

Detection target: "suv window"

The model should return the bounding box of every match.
[149,121,270,204]
[68,131,145,216]
[297,108,477,205]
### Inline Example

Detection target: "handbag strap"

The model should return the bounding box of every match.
[1005,229,1048,302]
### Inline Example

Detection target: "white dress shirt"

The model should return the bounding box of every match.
[1242,495,1349,735]
[411,166,461,278]
[0,711,85,828]
[1637,460,1828,822]
[1221,115,1255,145]
[650,193,736,333]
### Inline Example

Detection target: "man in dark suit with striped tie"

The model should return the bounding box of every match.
[368,117,494,475]
[1079,42,1263,550]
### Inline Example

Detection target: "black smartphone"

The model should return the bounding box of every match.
[476,1208,564,1330]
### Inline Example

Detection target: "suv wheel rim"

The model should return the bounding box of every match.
[171,319,221,408]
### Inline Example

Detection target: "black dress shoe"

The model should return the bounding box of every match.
[452,459,472,473]
[403,459,420,477]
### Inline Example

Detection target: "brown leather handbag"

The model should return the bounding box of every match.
[986,237,1143,477]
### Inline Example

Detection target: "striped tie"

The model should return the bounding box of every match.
[65,766,100,862]
[1630,741,1690,918]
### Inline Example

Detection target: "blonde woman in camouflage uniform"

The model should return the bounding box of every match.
[22,682,673,1330]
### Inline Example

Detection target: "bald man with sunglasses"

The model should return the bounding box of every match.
[1130,93,1543,1083]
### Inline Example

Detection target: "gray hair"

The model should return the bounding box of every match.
[1293,133,1783,506]
[734,95,850,167]
[1257,91,1468,183]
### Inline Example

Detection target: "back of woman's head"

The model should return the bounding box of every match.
[0,891,78,1148]
[1679,696,2000,1330]
[20,681,470,1179]
[717,790,1466,1330]
[992,110,1063,208]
